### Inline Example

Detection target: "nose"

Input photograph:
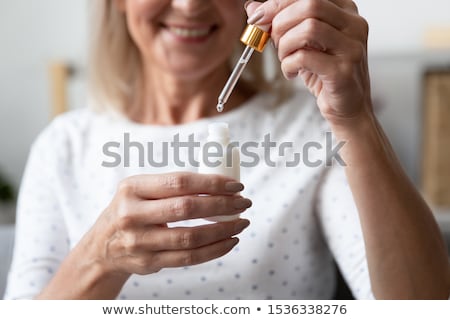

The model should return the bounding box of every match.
[172,0,208,16]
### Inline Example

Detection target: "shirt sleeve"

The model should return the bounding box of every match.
[4,123,70,299]
[315,164,375,299]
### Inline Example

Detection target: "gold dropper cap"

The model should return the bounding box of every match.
[240,24,270,52]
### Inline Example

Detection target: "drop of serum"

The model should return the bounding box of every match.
[217,103,224,113]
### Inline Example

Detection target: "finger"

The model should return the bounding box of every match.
[152,237,240,269]
[119,172,244,200]
[247,0,359,25]
[271,0,355,47]
[140,219,250,251]
[247,0,296,25]
[277,18,356,61]
[281,48,341,81]
[330,0,359,13]
[132,195,252,224]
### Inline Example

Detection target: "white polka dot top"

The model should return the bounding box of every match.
[4,90,374,299]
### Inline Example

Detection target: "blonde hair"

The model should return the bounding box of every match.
[88,1,291,113]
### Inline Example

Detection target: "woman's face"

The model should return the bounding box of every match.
[117,0,246,80]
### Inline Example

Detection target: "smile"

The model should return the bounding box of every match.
[169,26,211,38]
[162,23,218,41]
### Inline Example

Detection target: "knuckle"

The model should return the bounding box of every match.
[134,254,162,275]
[145,255,162,274]
[208,176,222,192]
[172,197,195,218]
[271,16,282,41]
[303,0,321,15]
[277,37,288,60]
[117,178,136,197]
[217,196,229,212]
[303,18,320,36]
[360,17,369,38]
[114,199,135,229]
[165,173,190,192]
[122,231,138,252]
[134,257,150,274]
[274,0,283,11]
[180,251,196,266]
[179,231,197,249]
[349,1,359,13]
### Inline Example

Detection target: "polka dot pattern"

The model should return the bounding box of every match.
[4,91,373,300]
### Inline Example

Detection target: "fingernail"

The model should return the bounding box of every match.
[225,182,244,193]
[234,219,250,232]
[244,0,254,10]
[247,8,265,25]
[234,197,252,210]
[285,72,298,80]
[228,238,240,247]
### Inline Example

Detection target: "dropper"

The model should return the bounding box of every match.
[217,24,270,113]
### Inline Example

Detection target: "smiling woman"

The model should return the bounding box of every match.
[4,0,449,300]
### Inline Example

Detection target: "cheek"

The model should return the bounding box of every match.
[127,0,167,16]
[126,0,167,29]
[219,0,247,26]
[124,0,166,49]
[219,2,247,44]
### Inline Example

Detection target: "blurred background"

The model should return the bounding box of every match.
[1,0,449,297]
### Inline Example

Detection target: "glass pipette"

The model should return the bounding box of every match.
[216,24,270,113]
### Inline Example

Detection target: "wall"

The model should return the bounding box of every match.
[0,0,88,189]
[358,0,450,54]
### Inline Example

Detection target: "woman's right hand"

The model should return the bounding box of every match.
[90,172,251,278]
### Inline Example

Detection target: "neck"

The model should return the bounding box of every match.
[127,62,255,125]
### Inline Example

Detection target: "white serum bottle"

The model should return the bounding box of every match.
[198,122,241,222]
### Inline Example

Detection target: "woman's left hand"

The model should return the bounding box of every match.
[246,0,372,125]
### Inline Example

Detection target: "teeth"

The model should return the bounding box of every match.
[169,27,211,38]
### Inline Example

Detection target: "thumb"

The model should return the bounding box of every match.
[245,1,264,18]
[245,1,272,32]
